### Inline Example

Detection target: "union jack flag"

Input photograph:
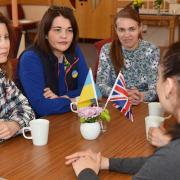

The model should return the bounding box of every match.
[109,72,133,121]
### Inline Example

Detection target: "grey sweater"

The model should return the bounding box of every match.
[78,139,180,180]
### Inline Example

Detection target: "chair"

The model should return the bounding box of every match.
[10,26,22,58]
[6,4,38,30]
[94,38,112,81]
[6,4,38,46]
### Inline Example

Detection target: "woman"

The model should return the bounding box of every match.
[66,42,180,179]
[96,6,160,105]
[0,13,35,143]
[18,6,88,117]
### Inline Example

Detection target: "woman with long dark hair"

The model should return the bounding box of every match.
[0,13,35,143]
[18,6,88,117]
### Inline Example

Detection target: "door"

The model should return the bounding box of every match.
[53,0,114,39]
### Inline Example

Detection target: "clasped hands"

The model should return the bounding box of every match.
[127,87,144,105]
[65,149,109,177]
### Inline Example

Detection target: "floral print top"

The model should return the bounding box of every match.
[96,40,160,102]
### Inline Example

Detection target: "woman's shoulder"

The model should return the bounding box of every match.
[102,42,111,49]
[19,48,42,65]
[100,42,112,54]
[140,40,159,50]
[20,48,39,58]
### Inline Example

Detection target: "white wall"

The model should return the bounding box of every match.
[22,5,49,21]
[143,27,179,47]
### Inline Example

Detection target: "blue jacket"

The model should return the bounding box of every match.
[18,45,88,117]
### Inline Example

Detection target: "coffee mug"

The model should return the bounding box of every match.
[70,102,78,113]
[145,116,164,138]
[148,102,164,117]
[22,119,49,146]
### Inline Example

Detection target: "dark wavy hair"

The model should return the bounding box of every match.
[34,5,79,54]
[160,42,180,140]
[32,6,79,94]
[110,6,142,75]
[0,13,14,80]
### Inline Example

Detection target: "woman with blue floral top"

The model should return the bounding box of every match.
[18,6,88,117]
[96,6,160,105]
[0,13,35,143]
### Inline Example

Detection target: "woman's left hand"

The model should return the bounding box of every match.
[43,87,59,99]
[0,121,20,139]
[66,151,101,177]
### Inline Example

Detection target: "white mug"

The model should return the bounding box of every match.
[148,102,164,117]
[70,102,78,113]
[22,119,49,146]
[145,116,164,138]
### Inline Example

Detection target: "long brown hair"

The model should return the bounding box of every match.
[0,13,14,80]
[34,5,79,55]
[110,6,142,75]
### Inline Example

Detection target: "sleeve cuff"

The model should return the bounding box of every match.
[78,168,99,180]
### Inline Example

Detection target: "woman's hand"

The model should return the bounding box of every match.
[127,87,144,105]
[0,120,20,139]
[65,149,109,170]
[43,88,59,99]
[148,127,171,147]
[71,152,101,176]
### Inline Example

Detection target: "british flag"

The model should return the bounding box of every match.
[109,72,133,121]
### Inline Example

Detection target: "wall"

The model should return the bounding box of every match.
[0,0,179,46]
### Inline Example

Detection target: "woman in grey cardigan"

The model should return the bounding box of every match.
[66,42,180,180]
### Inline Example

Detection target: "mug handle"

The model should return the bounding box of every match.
[164,115,172,120]
[70,102,78,113]
[22,127,32,139]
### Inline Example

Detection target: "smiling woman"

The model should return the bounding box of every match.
[96,6,160,105]
[0,13,35,143]
[17,6,88,117]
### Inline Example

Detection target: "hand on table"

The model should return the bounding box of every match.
[71,152,101,176]
[0,120,20,139]
[65,149,109,176]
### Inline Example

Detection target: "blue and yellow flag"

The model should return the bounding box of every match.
[77,69,101,108]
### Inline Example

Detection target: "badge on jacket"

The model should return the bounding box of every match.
[72,70,78,78]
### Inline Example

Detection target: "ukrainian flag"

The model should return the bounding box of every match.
[77,69,101,108]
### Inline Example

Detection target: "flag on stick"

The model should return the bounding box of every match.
[77,69,101,108]
[104,71,133,121]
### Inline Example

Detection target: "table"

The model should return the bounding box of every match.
[0,103,155,180]
[140,13,180,46]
